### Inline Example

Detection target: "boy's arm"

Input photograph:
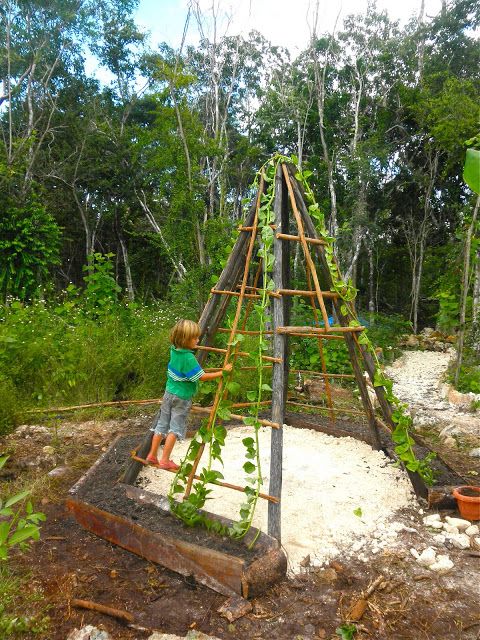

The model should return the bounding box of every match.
[199,362,232,381]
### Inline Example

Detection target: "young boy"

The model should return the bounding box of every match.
[146,319,232,470]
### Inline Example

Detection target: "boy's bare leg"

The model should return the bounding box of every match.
[160,432,177,462]
[147,434,163,462]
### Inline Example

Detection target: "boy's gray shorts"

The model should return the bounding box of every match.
[151,391,192,440]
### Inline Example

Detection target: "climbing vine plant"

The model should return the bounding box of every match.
[168,157,280,545]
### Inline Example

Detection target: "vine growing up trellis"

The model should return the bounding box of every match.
[167,154,435,546]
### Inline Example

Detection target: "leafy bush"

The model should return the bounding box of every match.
[451,343,480,393]
[366,313,413,362]
[0,457,46,561]
[0,196,61,302]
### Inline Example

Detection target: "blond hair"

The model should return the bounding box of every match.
[170,319,201,348]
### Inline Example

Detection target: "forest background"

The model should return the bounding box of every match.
[0,0,479,432]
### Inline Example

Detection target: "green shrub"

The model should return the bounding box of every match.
[0,296,177,411]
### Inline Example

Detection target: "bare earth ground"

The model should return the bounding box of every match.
[1,349,479,640]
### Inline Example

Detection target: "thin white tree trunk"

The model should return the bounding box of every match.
[311,1,339,237]
[135,189,187,280]
[367,242,375,315]
[455,195,480,384]
[118,229,135,301]
[473,245,480,324]
[417,0,426,83]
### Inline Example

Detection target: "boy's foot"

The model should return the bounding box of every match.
[157,459,180,471]
[146,455,159,466]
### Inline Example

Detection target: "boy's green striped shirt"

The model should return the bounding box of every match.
[166,346,204,400]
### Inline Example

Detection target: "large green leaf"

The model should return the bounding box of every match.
[464,148,480,194]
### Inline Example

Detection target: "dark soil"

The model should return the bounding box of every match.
[4,410,480,640]
[16,501,480,640]
[73,435,262,562]
[458,487,480,497]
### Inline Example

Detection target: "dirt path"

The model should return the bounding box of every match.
[386,349,480,438]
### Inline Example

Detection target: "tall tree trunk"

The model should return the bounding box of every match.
[311,2,339,237]
[417,0,426,83]
[455,195,480,385]
[367,241,375,318]
[116,214,135,301]
[473,245,480,325]
[135,189,187,281]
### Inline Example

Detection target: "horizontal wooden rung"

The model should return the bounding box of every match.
[276,325,365,335]
[130,454,279,503]
[276,233,326,246]
[196,345,281,364]
[284,332,345,340]
[277,288,338,299]
[239,224,276,232]
[217,328,275,336]
[211,289,281,299]
[290,369,355,379]
[189,405,280,429]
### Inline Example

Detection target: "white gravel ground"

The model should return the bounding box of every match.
[137,425,416,573]
[386,349,480,437]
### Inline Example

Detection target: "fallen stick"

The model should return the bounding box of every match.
[131,454,279,503]
[71,598,134,624]
[348,574,385,622]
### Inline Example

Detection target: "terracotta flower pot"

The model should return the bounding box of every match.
[452,486,480,521]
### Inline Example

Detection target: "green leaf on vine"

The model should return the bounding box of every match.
[243,461,256,474]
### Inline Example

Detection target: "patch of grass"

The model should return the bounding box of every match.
[0,565,51,637]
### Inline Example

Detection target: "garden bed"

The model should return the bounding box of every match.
[66,434,287,598]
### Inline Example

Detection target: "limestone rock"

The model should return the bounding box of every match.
[417,547,437,567]
[14,424,50,440]
[442,436,456,448]
[67,626,111,640]
[465,525,479,537]
[421,327,435,337]
[423,514,441,526]
[42,445,55,455]
[445,533,471,550]
[429,554,454,574]
[443,524,459,535]
[47,465,70,477]
[432,534,446,544]
[405,335,420,348]
[469,448,480,458]
[445,516,472,530]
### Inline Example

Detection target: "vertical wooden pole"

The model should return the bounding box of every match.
[197,202,257,364]
[268,164,289,541]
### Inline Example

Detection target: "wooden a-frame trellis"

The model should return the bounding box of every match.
[126,161,422,542]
